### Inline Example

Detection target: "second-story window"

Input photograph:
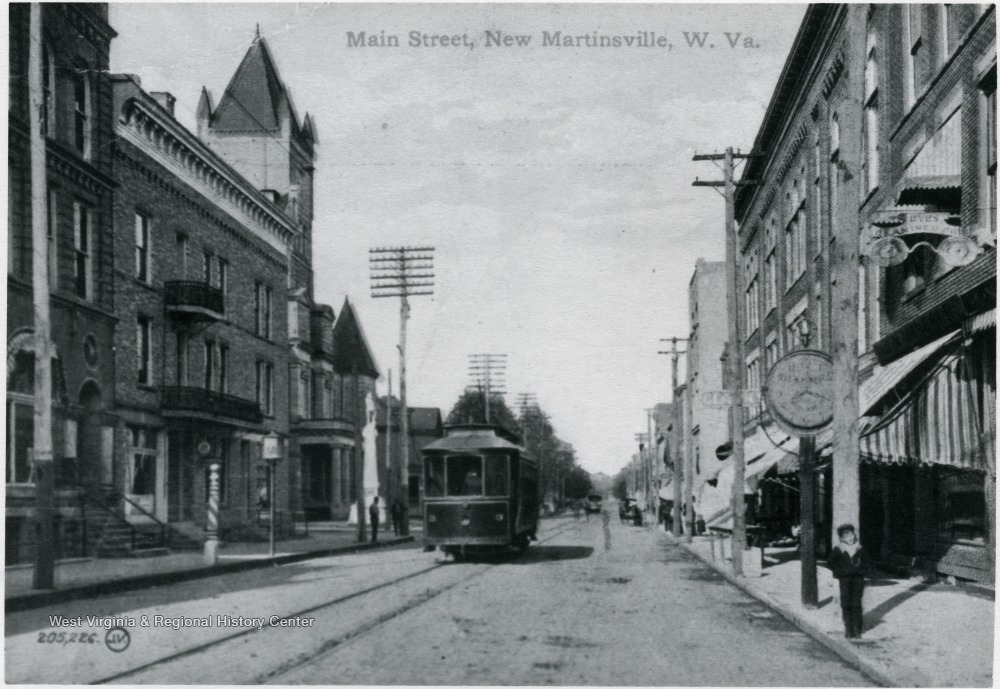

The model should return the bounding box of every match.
[41,46,55,137]
[255,282,272,339]
[203,341,214,391]
[135,212,151,283]
[47,189,58,290]
[72,68,90,158]
[255,360,274,416]
[982,66,997,238]
[219,344,228,394]
[137,316,153,386]
[175,331,188,386]
[863,30,880,196]
[176,233,188,279]
[905,5,929,108]
[73,201,93,301]
[203,250,213,285]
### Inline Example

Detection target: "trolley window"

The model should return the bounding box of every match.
[424,456,445,497]
[446,454,483,496]
[484,454,509,496]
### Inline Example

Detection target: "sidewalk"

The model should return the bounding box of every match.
[665,529,994,687]
[6,524,421,613]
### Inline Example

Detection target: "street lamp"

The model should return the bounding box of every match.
[263,432,283,559]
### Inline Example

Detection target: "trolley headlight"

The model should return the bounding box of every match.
[495,513,504,522]
[460,517,471,527]
[428,514,437,523]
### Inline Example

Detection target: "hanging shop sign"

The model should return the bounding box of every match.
[862,211,983,268]
[762,350,833,437]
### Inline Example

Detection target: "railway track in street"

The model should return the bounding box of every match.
[95,520,583,685]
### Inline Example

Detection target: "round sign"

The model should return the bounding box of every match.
[763,349,833,437]
[715,442,733,461]
[196,440,213,457]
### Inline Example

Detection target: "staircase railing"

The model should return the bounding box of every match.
[77,489,165,553]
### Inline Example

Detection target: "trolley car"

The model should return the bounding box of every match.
[421,424,539,558]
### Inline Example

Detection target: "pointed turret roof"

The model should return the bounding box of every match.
[211,33,289,132]
[332,297,380,378]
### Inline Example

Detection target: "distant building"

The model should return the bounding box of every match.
[685,260,730,512]
[377,399,444,516]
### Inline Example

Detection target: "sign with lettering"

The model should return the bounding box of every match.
[861,211,982,268]
[762,350,833,437]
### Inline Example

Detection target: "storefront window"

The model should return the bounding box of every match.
[446,454,484,496]
[424,456,444,497]
[936,467,986,544]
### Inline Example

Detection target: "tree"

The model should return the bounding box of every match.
[613,469,628,501]
[564,465,593,500]
[445,389,521,437]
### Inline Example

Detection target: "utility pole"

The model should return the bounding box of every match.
[646,408,656,522]
[370,246,435,538]
[659,337,688,537]
[693,147,758,575]
[468,354,507,423]
[385,369,392,474]
[831,6,865,543]
[29,3,55,590]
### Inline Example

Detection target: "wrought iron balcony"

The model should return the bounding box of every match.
[160,386,262,424]
[164,281,224,320]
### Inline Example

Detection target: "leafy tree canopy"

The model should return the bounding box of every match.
[445,390,522,438]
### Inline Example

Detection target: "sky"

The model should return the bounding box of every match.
[108,2,807,477]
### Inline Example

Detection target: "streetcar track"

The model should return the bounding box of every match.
[92,521,580,685]
[259,521,582,684]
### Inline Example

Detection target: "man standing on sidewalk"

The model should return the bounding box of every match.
[369,497,381,543]
[390,498,403,536]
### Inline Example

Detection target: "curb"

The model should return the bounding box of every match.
[666,533,900,688]
[6,536,415,613]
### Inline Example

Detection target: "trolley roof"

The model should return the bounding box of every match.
[423,424,524,453]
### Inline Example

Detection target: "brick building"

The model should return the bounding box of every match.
[856,5,995,583]
[731,5,995,581]
[111,74,294,538]
[7,5,118,563]
[684,260,731,513]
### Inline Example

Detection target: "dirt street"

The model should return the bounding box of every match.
[6,516,873,685]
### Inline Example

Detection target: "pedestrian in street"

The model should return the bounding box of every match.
[572,501,581,521]
[828,523,869,639]
[390,498,403,536]
[368,497,381,543]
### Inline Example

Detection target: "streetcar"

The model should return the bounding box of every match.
[421,423,539,559]
[585,493,604,514]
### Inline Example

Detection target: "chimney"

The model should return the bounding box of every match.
[149,91,176,117]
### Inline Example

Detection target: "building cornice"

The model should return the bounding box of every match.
[117,93,299,255]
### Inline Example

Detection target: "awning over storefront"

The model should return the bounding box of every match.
[861,347,989,469]
[860,330,960,415]
[773,429,834,475]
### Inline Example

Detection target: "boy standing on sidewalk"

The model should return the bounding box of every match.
[828,523,868,639]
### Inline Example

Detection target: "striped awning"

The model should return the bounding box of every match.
[860,348,989,469]
[859,330,960,415]
[897,110,961,206]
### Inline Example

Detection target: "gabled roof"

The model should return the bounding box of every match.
[211,34,289,132]
[331,297,379,378]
